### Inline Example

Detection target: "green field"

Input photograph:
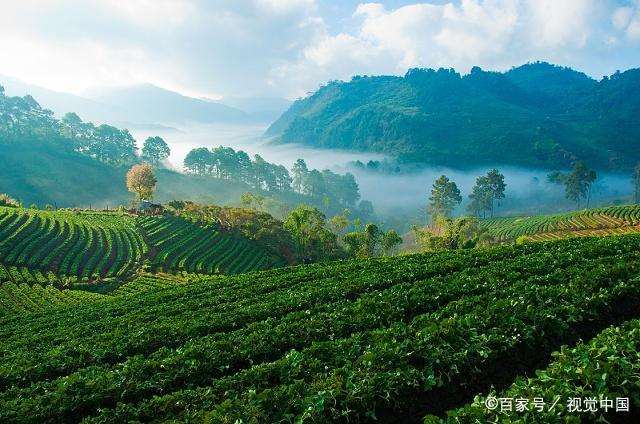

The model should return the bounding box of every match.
[0,207,279,288]
[0,234,639,422]
[480,204,640,241]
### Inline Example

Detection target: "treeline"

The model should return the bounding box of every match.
[0,86,168,168]
[184,148,361,209]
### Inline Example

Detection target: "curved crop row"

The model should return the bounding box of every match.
[0,207,146,283]
[138,215,280,275]
[481,204,640,241]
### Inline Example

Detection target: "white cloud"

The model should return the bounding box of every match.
[274,0,639,97]
[0,1,638,99]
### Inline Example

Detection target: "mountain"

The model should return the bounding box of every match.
[0,75,128,124]
[86,84,251,125]
[266,62,640,171]
[221,96,292,123]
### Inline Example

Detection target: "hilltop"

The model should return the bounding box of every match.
[267,62,640,171]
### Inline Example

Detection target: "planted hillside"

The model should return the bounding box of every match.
[481,204,640,241]
[0,206,145,283]
[137,214,283,274]
[267,62,640,170]
[1,235,639,422]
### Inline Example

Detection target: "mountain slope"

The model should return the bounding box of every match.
[0,75,127,123]
[267,62,640,170]
[87,84,250,124]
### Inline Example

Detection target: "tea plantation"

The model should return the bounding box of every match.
[0,234,638,422]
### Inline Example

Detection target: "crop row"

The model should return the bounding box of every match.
[0,207,146,282]
[0,282,104,318]
[430,318,640,423]
[481,204,640,240]
[0,235,639,422]
[138,215,278,274]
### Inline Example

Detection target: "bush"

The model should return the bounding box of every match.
[0,193,20,208]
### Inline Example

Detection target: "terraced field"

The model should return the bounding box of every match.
[481,204,640,241]
[138,215,281,274]
[0,206,146,282]
[0,235,638,422]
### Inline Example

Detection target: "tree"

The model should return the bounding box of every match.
[126,163,157,201]
[329,209,350,235]
[467,169,506,218]
[633,164,640,204]
[141,136,170,166]
[428,175,462,220]
[548,161,597,208]
[381,230,402,256]
[467,176,492,217]
[485,169,506,217]
[283,205,343,263]
[184,147,214,175]
[362,223,381,257]
[292,159,308,193]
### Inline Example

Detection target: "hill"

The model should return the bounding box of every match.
[480,203,640,242]
[267,62,640,171]
[0,74,127,124]
[86,84,251,125]
[0,206,282,287]
[0,235,639,421]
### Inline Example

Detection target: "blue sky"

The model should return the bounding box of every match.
[0,0,639,99]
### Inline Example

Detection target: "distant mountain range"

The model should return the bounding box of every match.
[0,76,290,127]
[267,62,640,171]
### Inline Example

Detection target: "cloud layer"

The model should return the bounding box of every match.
[0,0,638,99]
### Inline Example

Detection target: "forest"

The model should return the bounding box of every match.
[268,62,640,171]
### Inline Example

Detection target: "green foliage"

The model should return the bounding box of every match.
[415,216,483,251]
[268,62,640,170]
[428,175,462,220]
[467,169,506,218]
[283,204,344,262]
[548,161,597,207]
[431,319,640,423]
[0,235,639,422]
[632,163,640,204]
[0,194,20,208]
[141,136,170,166]
[171,201,295,264]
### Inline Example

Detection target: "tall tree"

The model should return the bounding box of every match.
[428,175,462,220]
[633,164,640,204]
[381,230,403,256]
[485,169,506,217]
[467,176,492,218]
[126,163,157,202]
[184,147,214,175]
[548,161,597,208]
[283,205,342,263]
[141,136,170,166]
[292,159,308,193]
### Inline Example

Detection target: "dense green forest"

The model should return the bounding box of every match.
[267,62,640,171]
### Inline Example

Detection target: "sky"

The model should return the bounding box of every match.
[0,0,639,100]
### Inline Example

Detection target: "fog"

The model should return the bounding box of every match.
[129,123,383,173]
[129,123,635,229]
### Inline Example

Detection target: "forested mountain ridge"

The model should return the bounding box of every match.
[267,62,640,171]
